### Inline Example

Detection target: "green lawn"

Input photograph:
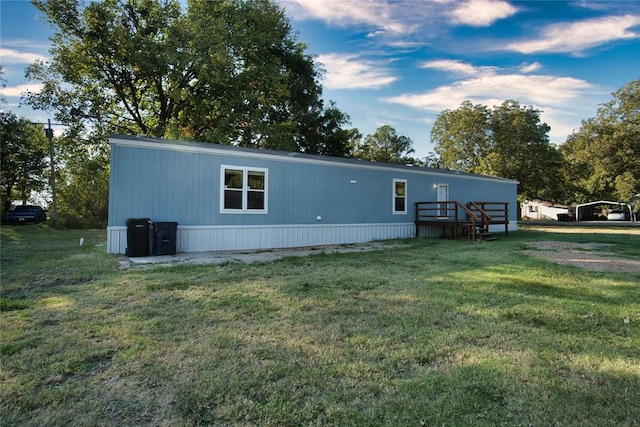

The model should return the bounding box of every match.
[1,225,639,426]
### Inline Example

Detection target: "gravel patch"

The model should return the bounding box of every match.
[524,241,640,272]
[125,241,403,269]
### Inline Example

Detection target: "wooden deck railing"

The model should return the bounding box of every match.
[468,201,509,235]
[415,201,509,240]
[415,201,480,240]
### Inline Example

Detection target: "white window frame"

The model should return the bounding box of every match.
[393,179,407,215]
[220,165,268,214]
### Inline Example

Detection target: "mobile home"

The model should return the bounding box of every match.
[107,135,518,254]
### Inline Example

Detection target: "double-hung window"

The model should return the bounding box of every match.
[221,165,268,213]
[393,179,407,214]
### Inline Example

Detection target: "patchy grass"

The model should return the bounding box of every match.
[1,225,639,426]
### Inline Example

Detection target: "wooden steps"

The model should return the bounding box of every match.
[477,232,497,241]
[415,201,508,241]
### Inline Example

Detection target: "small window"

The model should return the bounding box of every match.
[221,165,268,213]
[247,170,265,210]
[224,169,243,210]
[393,179,407,214]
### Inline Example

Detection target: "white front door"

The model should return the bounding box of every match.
[437,184,449,217]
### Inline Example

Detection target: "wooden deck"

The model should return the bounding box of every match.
[468,201,509,235]
[415,201,509,241]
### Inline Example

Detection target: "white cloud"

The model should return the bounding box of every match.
[420,59,496,76]
[0,48,48,64]
[383,62,598,143]
[317,53,397,89]
[281,1,638,55]
[1,39,52,50]
[281,0,409,35]
[421,59,477,75]
[519,62,542,73]
[0,83,44,97]
[506,14,640,54]
[280,0,520,48]
[384,73,592,112]
[450,0,518,27]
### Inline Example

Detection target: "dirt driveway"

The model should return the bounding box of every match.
[523,241,640,272]
[519,224,640,272]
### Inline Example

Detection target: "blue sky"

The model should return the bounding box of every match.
[1,0,639,157]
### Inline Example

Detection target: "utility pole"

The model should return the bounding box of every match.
[45,119,58,227]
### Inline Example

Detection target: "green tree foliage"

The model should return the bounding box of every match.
[489,100,566,202]
[431,100,566,201]
[421,152,444,169]
[294,101,356,157]
[431,101,491,173]
[561,79,640,203]
[24,0,355,227]
[56,132,110,228]
[353,125,416,164]
[0,112,50,216]
[26,0,352,154]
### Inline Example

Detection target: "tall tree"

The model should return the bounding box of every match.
[489,100,565,201]
[24,0,355,227]
[297,101,357,157]
[56,140,110,228]
[431,101,491,173]
[0,112,50,215]
[26,0,352,153]
[561,79,640,202]
[431,100,566,201]
[26,0,188,137]
[354,125,415,164]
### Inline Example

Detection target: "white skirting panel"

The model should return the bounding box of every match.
[416,225,444,238]
[107,226,128,254]
[489,223,519,233]
[107,223,415,254]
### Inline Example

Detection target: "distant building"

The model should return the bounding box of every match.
[521,200,571,221]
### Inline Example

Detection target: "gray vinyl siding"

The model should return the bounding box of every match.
[108,136,518,228]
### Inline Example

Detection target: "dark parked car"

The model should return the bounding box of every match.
[6,205,47,224]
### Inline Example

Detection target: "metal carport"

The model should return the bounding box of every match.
[575,200,634,221]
